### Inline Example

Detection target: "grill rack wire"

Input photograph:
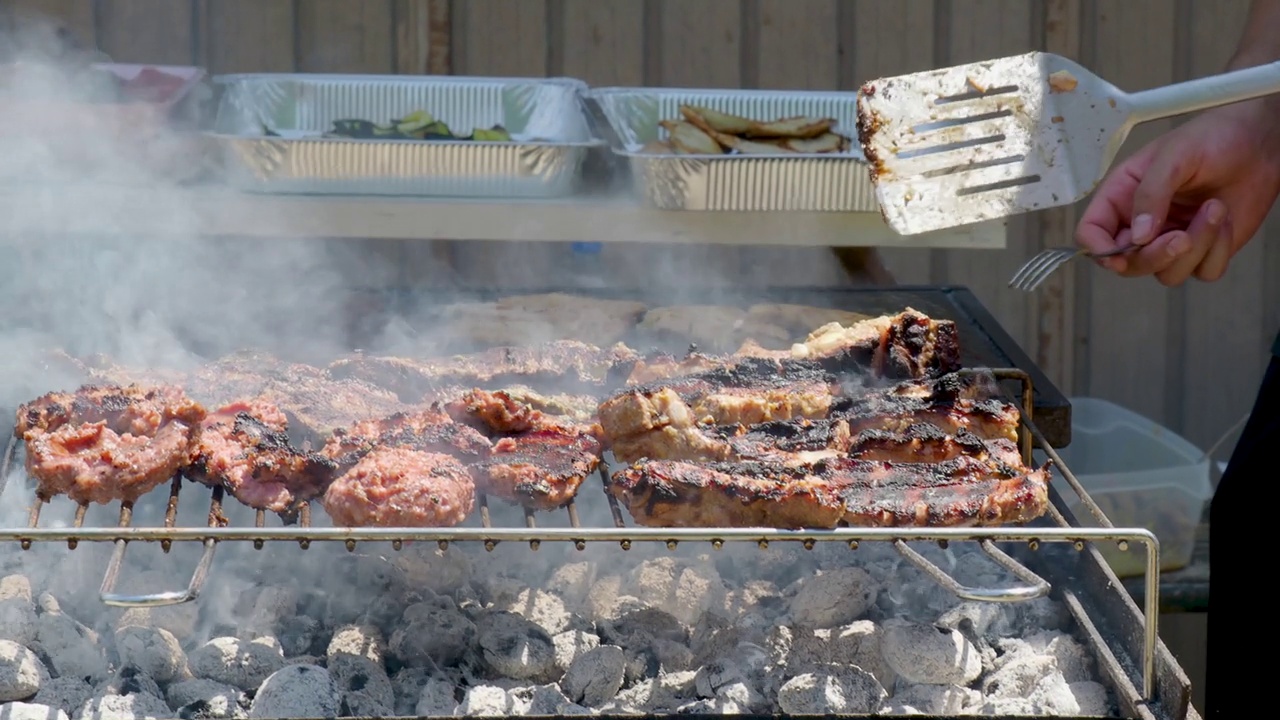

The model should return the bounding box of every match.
[0,368,1160,700]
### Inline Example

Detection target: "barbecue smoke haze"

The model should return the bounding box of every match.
[0,12,946,703]
[0,10,717,647]
[0,12,403,626]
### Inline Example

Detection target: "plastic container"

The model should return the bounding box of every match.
[1034,397,1211,578]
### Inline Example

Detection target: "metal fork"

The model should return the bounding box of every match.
[1008,245,1134,292]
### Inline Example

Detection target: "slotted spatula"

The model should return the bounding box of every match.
[856,51,1280,235]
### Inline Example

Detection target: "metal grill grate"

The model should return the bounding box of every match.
[0,369,1162,700]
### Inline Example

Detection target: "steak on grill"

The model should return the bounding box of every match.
[600,357,840,447]
[613,415,1022,467]
[443,389,604,510]
[321,447,476,528]
[186,397,338,514]
[326,340,641,401]
[602,369,1016,463]
[626,308,961,385]
[609,454,1050,528]
[17,384,206,505]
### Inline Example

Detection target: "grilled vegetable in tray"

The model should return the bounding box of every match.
[646,104,853,155]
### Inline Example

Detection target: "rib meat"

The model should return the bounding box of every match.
[600,357,839,447]
[626,308,961,384]
[186,397,338,514]
[322,447,475,527]
[17,384,206,505]
[609,454,1049,529]
[602,370,1016,462]
[326,340,641,400]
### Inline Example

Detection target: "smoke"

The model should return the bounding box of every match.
[0,8,875,649]
[0,9,398,625]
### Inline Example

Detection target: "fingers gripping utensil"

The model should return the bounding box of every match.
[856,51,1280,236]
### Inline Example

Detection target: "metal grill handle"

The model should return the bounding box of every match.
[99,537,218,607]
[894,538,1051,602]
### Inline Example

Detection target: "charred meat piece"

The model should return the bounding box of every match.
[438,387,545,434]
[844,426,1024,465]
[492,385,598,422]
[600,369,1010,458]
[833,390,1020,443]
[18,384,206,505]
[321,409,492,470]
[186,398,338,514]
[626,351,728,386]
[326,340,641,400]
[322,448,476,527]
[443,389,604,510]
[625,308,961,384]
[470,421,603,510]
[600,357,839,447]
[613,414,1021,466]
[609,454,1050,529]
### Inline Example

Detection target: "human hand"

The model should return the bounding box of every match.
[1075,100,1280,286]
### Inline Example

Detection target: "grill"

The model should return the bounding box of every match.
[0,287,1197,720]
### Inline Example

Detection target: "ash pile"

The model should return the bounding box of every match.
[0,534,1115,719]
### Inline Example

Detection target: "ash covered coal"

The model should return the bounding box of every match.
[0,513,1117,718]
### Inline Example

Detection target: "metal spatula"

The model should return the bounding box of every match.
[856,51,1280,235]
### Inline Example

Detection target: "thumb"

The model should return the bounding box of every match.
[1128,145,1199,245]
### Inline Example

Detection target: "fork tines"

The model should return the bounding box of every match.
[1008,248,1078,291]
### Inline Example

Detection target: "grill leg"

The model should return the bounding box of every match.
[98,537,218,607]
[895,538,1051,602]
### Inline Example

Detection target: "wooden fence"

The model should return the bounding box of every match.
[10,0,1275,464]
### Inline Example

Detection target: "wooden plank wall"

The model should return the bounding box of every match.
[11,0,1272,459]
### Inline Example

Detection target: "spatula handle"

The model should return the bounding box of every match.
[1129,61,1280,124]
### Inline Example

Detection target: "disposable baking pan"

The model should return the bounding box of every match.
[586,86,878,211]
[209,73,603,197]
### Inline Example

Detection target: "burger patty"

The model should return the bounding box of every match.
[321,447,476,527]
[18,384,206,505]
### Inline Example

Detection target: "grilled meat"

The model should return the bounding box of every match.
[43,349,408,442]
[601,369,1011,460]
[601,357,840,447]
[18,384,206,505]
[626,308,961,384]
[321,409,492,470]
[470,424,601,511]
[326,340,641,401]
[186,398,338,514]
[425,384,598,424]
[613,413,1021,466]
[322,448,475,527]
[609,454,1050,529]
[832,379,1020,443]
[443,389,603,510]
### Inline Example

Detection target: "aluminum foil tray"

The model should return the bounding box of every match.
[210,74,602,197]
[586,87,877,212]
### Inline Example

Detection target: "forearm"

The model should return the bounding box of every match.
[1223,0,1280,150]
[1228,0,1280,69]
